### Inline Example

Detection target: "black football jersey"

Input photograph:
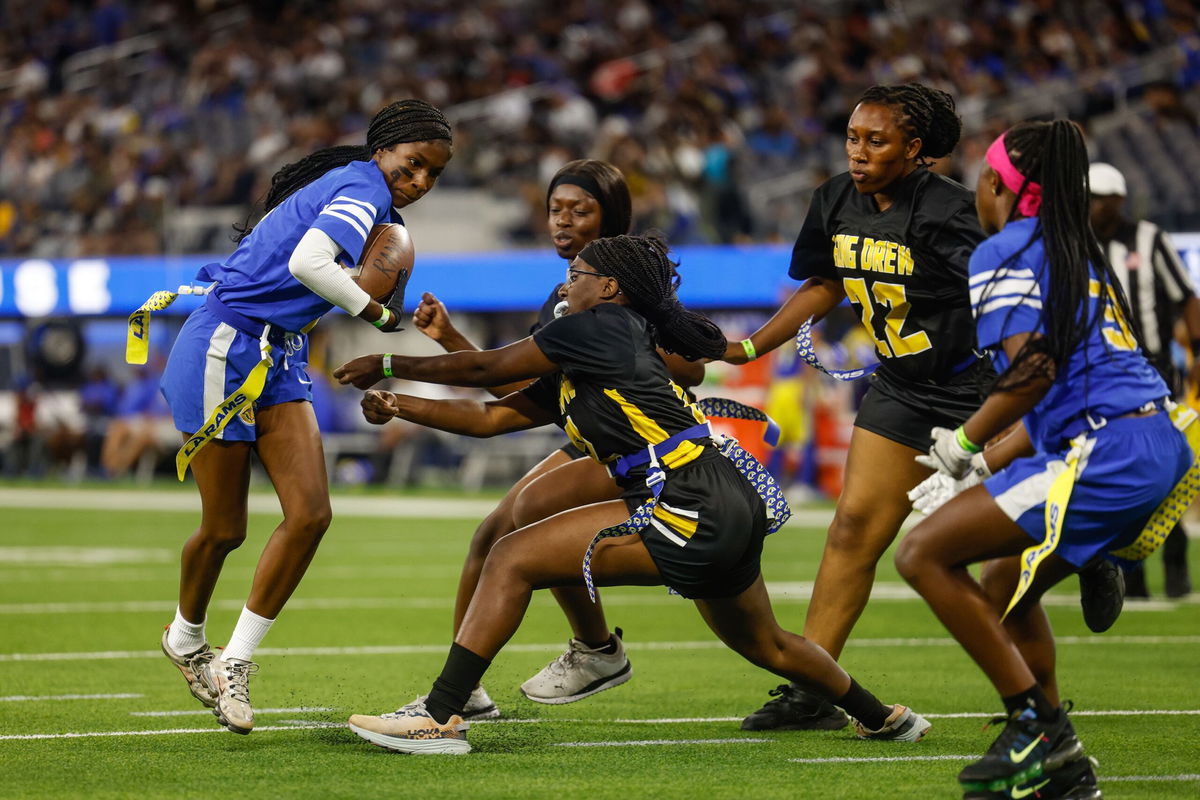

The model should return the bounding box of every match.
[791,168,985,384]
[523,303,707,479]
[531,284,565,334]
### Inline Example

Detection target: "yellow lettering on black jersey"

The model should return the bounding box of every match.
[831,235,913,277]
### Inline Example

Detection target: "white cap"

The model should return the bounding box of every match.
[1089,163,1127,197]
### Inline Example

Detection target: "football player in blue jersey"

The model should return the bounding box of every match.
[158,100,453,735]
[896,119,1191,799]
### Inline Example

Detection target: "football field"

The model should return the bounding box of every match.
[1,486,1198,799]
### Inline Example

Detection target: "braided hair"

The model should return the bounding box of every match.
[577,235,726,361]
[987,119,1140,391]
[234,99,451,241]
[857,83,962,162]
[546,159,632,238]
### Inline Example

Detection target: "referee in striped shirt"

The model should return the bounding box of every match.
[1090,162,1197,598]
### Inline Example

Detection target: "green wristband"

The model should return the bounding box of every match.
[741,338,758,362]
[371,307,392,329]
[382,353,393,379]
[955,425,982,454]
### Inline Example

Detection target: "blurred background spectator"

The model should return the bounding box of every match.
[3,0,1200,497]
[2,0,1198,258]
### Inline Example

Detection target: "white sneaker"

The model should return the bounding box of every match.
[520,627,632,704]
[160,627,216,708]
[203,658,258,735]
[853,704,931,742]
[413,685,500,721]
[348,698,471,754]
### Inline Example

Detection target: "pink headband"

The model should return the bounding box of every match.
[986,132,1042,218]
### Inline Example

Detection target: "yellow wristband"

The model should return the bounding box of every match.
[382,353,393,379]
[741,338,757,362]
[372,307,392,329]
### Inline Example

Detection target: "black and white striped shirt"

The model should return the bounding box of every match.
[1102,219,1195,385]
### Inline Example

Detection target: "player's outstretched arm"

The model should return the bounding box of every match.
[361,389,554,437]
[412,292,479,353]
[334,337,557,390]
[722,277,846,364]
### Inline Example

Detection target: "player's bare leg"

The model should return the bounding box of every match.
[743,427,930,731]
[510,457,633,703]
[163,436,252,711]
[196,400,331,734]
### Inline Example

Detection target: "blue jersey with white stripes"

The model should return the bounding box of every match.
[969,217,1168,450]
[200,160,401,332]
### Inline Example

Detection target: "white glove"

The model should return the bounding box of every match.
[908,452,992,515]
[915,426,977,479]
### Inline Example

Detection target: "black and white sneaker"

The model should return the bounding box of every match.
[959,707,1078,793]
[741,683,849,731]
[519,628,632,704]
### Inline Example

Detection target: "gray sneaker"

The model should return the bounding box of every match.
[203,658,258,735]
[160,627,216,708]
[854,704,931,742]
[520,628,632,704]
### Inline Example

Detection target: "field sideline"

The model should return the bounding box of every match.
[1,487,1197,799]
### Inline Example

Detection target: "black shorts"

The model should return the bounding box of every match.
[559,441,587,460]
[621,449,767,599]
[854,359,991,452]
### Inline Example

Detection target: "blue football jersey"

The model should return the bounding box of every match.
[969,218,1168,450]
[200,160,401,332]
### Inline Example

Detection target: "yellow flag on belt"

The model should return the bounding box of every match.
[126,290,179,365]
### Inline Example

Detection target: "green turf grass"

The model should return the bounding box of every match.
[1,494,1197,799]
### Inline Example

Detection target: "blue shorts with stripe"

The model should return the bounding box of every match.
[984,412,1190,567]
[160,305,313,442]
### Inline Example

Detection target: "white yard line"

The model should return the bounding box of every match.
[3,635,1198,663]
[1104,775,1200,783]
[129,707,335,717]
[555,738,768,747]
[2,589,1194,615]
[0,693,143,702]
[790,755,979,764]
[0,487,838,527]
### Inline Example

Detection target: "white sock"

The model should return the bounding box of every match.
[167,607,206,655]
[220,606,274,663]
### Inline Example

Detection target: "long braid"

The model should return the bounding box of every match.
[578,235,726,361]
[858,83,961,161]
[234,99,451,241]
[992,120,1140,390]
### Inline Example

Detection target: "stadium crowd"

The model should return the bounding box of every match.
[2,0,1199,258]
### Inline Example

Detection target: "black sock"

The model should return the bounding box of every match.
[1002,684,1057,721]
[837,678,891,731]
[425,643,491,725]
[581,635,618,654]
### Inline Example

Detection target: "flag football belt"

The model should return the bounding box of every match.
[1003,400,1198,619]
[795,316,978,381]
[582,421,792,601]
[694,397,782,446]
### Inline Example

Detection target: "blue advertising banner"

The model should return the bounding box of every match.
[4,236,1199,319]
[0,244,795,318]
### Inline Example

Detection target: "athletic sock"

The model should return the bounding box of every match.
[581,635,618,654]
[425,643,492,724]
[1002,684,1057,721]
[167,607,206,655]
[220,606,274,663]
[837,677,891,731]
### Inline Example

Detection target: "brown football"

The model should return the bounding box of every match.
[348,223,415,301]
